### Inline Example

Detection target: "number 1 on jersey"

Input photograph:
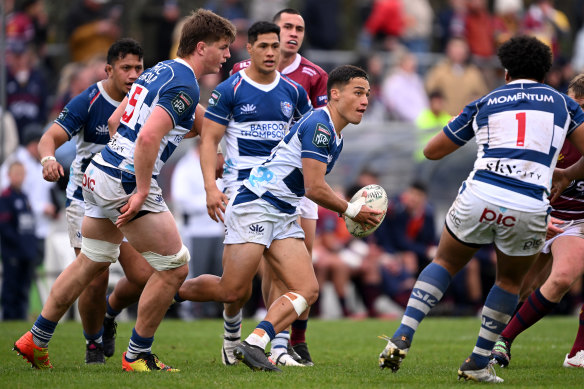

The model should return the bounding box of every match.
[516,112,526,147]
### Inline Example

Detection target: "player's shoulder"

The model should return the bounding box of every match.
[298,56,328,78]
[230,59,251,75]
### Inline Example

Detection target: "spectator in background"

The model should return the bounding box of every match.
[0,161,37,320]
[66,0,122,62]
[522,0,570,57]
[5,39,48,145]
[302,0,341,50]
[464,0,495,60]
[139,0,181,68]
[381,51,428,122]
[6,0,48,57]
[401,0,433,54]
[171,140,224,319]
[435,0,466,52]
[312,189,354,318]
[425,37,488,116]
[414,90,451,167]
[360,0,404,52]
[493,0,523,48]
[0,109,19,166]
[0,126,58,268]
[373,181,437,277]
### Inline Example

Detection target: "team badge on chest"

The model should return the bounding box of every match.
[281,101,293,118]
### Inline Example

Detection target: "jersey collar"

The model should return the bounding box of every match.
[281,53,301,75]
[175,58,196,77]
[97,81,121,107]
[240,69,281,92]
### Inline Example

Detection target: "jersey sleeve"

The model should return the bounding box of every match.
[298,118,333,163]
[157,83,199,129]
[566,96,584,136]
[442,102,478,146]
[54,91,91,139]
[312,72,329,108]
[295,84,313,119]
[204,79,235,126]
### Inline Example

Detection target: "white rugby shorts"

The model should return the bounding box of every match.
[542,219,584,253]
[82,163,168,223]
[65,198,85,248]
[445,184,548,256]
[298,196,318,220]
[223,198,304,248]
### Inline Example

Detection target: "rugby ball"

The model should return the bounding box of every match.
[344,184,388,238]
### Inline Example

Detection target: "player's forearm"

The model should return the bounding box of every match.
[200,137,220,190]
[305,180,348,215]
[133,136,158,196]
[563,157,584,181]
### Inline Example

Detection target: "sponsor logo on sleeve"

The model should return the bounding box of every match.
[317,95,328,105]
[312,123,331,148]
[57,107,68,122]
[208,90,221,107]
[171,91,194,116]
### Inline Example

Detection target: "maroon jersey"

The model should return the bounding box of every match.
[551,141,584,220]
[231,54,328,108]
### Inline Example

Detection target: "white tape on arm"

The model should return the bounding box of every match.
[343,201,362,219]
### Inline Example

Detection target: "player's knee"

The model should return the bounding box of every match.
[81,237,121,263]
[141,245,190,271]
[548,272,573,293]
[283,292,311,316]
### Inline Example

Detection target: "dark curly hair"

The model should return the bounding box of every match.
[497,35,552,82]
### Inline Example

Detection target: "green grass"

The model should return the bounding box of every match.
[1,317,581,388]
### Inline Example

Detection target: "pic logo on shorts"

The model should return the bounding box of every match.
[82,173,95,191]
[522,238,543,251]
[479,207,516,227]
[249,224,264,235]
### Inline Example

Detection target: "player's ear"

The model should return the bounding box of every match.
[196,41,206,55]
[246,42,252,55]
[330,87,340,101]
[105,64,113,76]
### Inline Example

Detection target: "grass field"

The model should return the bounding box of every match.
[1,317,582,388]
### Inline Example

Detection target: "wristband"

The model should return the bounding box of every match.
[343,201,362,219]
[40,156,57,166]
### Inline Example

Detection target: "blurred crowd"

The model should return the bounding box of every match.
[2,0,584,320]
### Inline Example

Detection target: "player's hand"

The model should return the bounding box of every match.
[206,186,229,223]
[550,167,570,203]
[349,192,385,231]
[115,192,147,228]
[546,217,566,240]
[42,160,64,182]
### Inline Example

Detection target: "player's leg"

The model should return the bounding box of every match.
[77,255,109,364]
[14,216,122,369]
[495,234,584,366]
[118,211,188,372]
[291,215,317,364]
[379,225,478,372]
[458,248,537,382]
[565,305,584,368]
[491,251,551,367]
[235,237,318,372]
[102,242,153,358]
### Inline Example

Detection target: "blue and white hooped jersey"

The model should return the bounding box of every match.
[238,107,342,215]
[205,70,312,189]
[54,81,119,203]
[445,79,584,211]
[94,58,199,176]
